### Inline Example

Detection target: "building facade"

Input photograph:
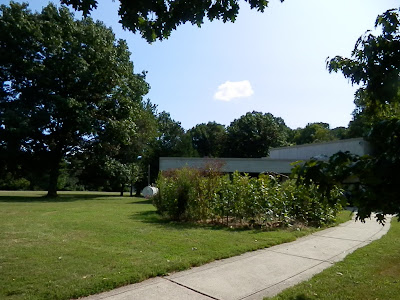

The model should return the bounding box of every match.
[159,138,372,175]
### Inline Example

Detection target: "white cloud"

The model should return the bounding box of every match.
[214,80,254,101]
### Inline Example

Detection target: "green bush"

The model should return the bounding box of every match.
[153,167,204,220]
[0,173,31,190]
[153,168,343,227]
[281,180,343,226]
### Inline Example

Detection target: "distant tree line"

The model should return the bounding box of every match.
[188,118,357,159]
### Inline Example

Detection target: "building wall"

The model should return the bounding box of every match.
[268,138,372,160]
[159,138,372,175]
[159,157,295,174]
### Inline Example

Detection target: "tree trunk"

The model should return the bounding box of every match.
[130,181,133,197]
[120,183,124,197]
[47,153,62,198]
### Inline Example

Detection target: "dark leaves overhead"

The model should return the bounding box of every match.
[327,8,400,118]
[61,0,280,42]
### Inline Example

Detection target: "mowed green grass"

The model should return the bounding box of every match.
[267,217,400,300]
[0,191,351,300]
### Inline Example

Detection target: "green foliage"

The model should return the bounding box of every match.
[292,119,400,223]
[75,100,158,194]
[346,112,371,138]
[153,167,202,220]
[328,8,400,120]
[330,126,348,140]
[0,173,30,190]
[293,123,336,145]
[135,111,197,192]
[189,122,227,157]
[150,111,197,159]
[359,118,400,221]
[156,112,187,156]
[0,2,150,196]
[308,8,400,224]
[153,167,343,227]
[61,0,281,42]
[226,111,290,158]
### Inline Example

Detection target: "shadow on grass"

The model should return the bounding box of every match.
[129,199,153,205]
[130,210,253,232]
[286,295,313,300]
[0,192,125,203]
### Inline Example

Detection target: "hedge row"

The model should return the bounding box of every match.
[152,167,344,227]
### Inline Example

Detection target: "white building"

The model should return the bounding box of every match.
[159,138,372,175]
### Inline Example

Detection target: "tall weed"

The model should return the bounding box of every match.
[153,168,343,227]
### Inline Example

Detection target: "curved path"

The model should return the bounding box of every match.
[80,215,391,300]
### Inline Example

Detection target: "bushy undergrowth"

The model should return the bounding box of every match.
[153,167,344,227]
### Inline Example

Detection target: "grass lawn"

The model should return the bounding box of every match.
[0,191,351,300]
[267,217,400,300]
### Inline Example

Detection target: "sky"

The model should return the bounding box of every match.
[2,0,399,130]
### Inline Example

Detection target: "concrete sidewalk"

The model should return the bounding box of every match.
[81,216,391,300]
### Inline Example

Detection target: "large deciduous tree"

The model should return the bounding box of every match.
[0,2,150,197]
[155,112,190,157]
[189,122,227,157]
[60,0,283,42]
[226,111,289,158]
[75,100,158,195]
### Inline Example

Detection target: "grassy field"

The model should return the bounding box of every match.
[0,191,351,300]
[267,217,400,300]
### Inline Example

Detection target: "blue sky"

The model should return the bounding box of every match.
[2,0,399,130]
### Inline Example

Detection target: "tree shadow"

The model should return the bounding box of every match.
[129,210,254,232]
[286,294,313,300]
[0,192,124,203]
[128,198,152,205]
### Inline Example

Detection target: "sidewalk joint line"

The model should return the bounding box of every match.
[312,234,368,242]
[165,278,220,300]
[268,249,332,263]
[327,240,369,262]
[237,261,328,300]
[166,251,263,279]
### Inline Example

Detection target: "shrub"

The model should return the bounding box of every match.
[0,173,31,190]
[281,180,343,226]
[153,168,343,227]
[153,167,204,220]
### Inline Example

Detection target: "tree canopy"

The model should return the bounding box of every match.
[189,122,227,157]
[293,122,336,145]
[328,8,400,121]
[60,0,282,42]
[226,111,289,158]
[0,2,150,196]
